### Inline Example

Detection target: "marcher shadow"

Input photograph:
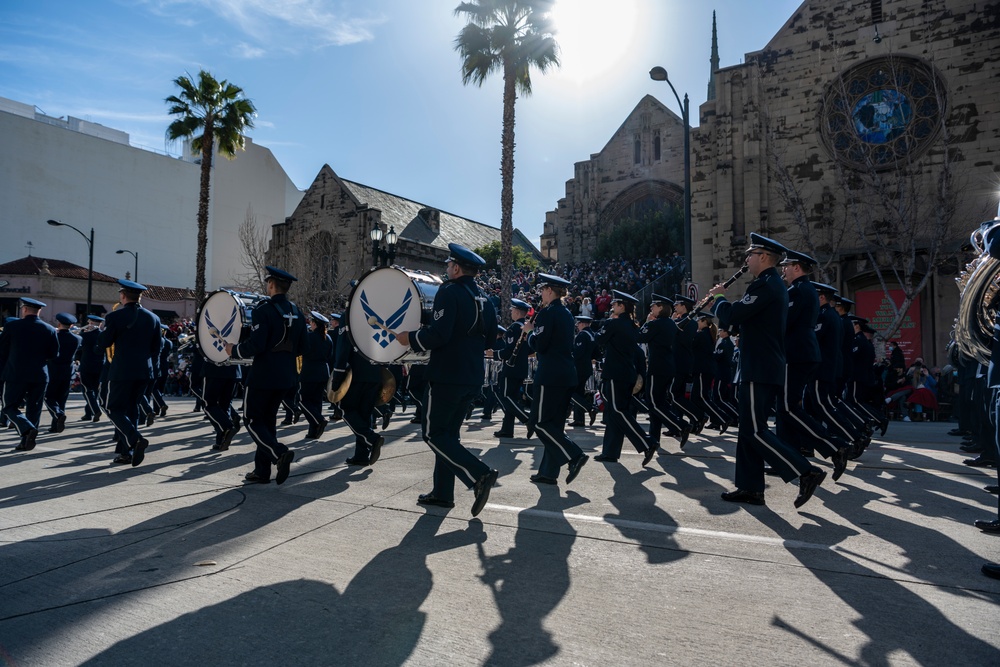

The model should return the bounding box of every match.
[479,483,576,666]
[53,516,486,666]
[602,461,689,564]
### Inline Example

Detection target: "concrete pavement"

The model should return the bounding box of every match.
[1,396,997,666]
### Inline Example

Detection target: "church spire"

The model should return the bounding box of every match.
[707,11,719,101]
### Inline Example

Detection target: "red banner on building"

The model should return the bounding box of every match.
[855,288,922,365]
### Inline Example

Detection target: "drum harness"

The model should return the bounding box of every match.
[265,299,302,355]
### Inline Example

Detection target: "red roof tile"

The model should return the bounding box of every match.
[0,256,118,282]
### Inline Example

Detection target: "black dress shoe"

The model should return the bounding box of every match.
[764,466,781,476]
[92,415,101,423]
[974,519,1000,534]
[721,489,765,505]
[493,430,514,438]
[409,417,422,424]
[244,471,270,484]
[112,454,133,465]
[878,418,889,437]
[345,455,370,466]
[369,436,385,465]
[80,415,93,421]
[22,428,38,451]
[275,450,295,485]
[280,418,294,426]
[569,421,586,427]
[642,441,659,466]
[417,493,455,509]
[529,474,558,485]
[831,446,849,482]
[794,469,826,508]
[960,444,984,453]
[159,406,168,418]
[964,457,997,468]
[986,485,1000,495]
[216,427,236,451]
[566,454,589,484]
[983,563,1000,580]
[471,469,498,517]
[677,425,691,449]
[948,428,969,436]
[593,454,619,463]
[525,425,535,439]
[382,411,392,430]
[589,408,597,426]
[131,437,149,467]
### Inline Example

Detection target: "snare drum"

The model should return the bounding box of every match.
[196,290,265,366]
[348,267,443,365]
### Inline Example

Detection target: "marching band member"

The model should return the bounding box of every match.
[77,315,105,422]
[202,346,242,451]
[691,311,732,432]
[710,233,827,508]
[671,295,704,433]
[712,326,739,425]
[224,266,307,485]
[395,243,499,516]
[594,291,657,466]
[569,315,598,427]
[522,273,588,485]
[44,312,81,433]
[810,283,864,449]
[772,251,851,479]
[98,280,161,466]
[331,308,385,466]
[1,298,59,451]
[638,294,690,450]
[149,324,172,418]
[494,298,533,438]
[300,311,334,440]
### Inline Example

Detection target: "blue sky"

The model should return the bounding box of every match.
[0,0,804,245]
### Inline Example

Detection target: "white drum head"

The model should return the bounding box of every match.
[349,267,428,364]
[197,291,245,364]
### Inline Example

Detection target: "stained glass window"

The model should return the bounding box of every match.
[820,56,945,171]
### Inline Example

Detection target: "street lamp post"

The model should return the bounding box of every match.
[47,219,94,316]
[370,223,398,268]
[116,249,139,282]
[649,66,692,285]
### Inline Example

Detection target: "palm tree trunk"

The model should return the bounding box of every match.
[195,128,215,304]
[499,62,517,324]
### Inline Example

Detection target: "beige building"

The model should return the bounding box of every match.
[542,0,1000,365]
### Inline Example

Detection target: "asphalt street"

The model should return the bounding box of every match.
[1,396,997,666]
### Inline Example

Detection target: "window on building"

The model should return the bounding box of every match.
[634,134,641,164]
[653,132,661,161]
[870,0,883,23]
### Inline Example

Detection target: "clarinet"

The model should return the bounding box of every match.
[505,308,539,367]
[675,264,750,325]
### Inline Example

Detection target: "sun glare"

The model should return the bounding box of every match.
[549,0,640,83]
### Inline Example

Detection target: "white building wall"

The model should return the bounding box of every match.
[0,97,303,291]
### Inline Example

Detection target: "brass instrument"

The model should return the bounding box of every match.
[953,218,1000,365]
[327,368,353,403]
[376,367,397,406]
[105,302,120,362]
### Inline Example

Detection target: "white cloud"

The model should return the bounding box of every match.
[233,42,267,59]
[147,0,383,49]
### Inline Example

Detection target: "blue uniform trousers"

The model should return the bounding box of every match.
[3,380,46,435]
[775,363,842,459]
[646,373,686,443]
[600,378,650,459]
[80,370,101,418]
[107,379,147,451]
[44,367,72,423]
[736,381,815,493]
[342,380,381,458]
[244,387,291,480]
[299,380,327,428]
[534,385,584,478]
[498,376,530,431]
[423,382,489,501]
[203,376,239,435]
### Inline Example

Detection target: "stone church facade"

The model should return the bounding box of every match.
[543,0,1000,365]
[267,164,542,309]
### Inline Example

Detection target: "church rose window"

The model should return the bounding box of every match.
[820,56,945,171]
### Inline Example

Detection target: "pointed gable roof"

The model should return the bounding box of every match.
[598,94,686,156]
[0,256,118,282]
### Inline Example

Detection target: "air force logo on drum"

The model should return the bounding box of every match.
[360,288,411,348]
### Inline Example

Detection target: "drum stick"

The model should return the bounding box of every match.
[367,316,400,338]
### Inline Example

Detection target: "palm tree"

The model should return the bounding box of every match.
[166,70,256,303]
[454,0,559,321]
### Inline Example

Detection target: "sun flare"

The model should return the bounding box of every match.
[549,0,640,83]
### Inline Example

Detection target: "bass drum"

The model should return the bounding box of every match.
[348,267,442,365]
[196,290,265,366]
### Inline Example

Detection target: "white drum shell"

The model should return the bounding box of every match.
[196,290,261,366]
[348,267,442,365]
